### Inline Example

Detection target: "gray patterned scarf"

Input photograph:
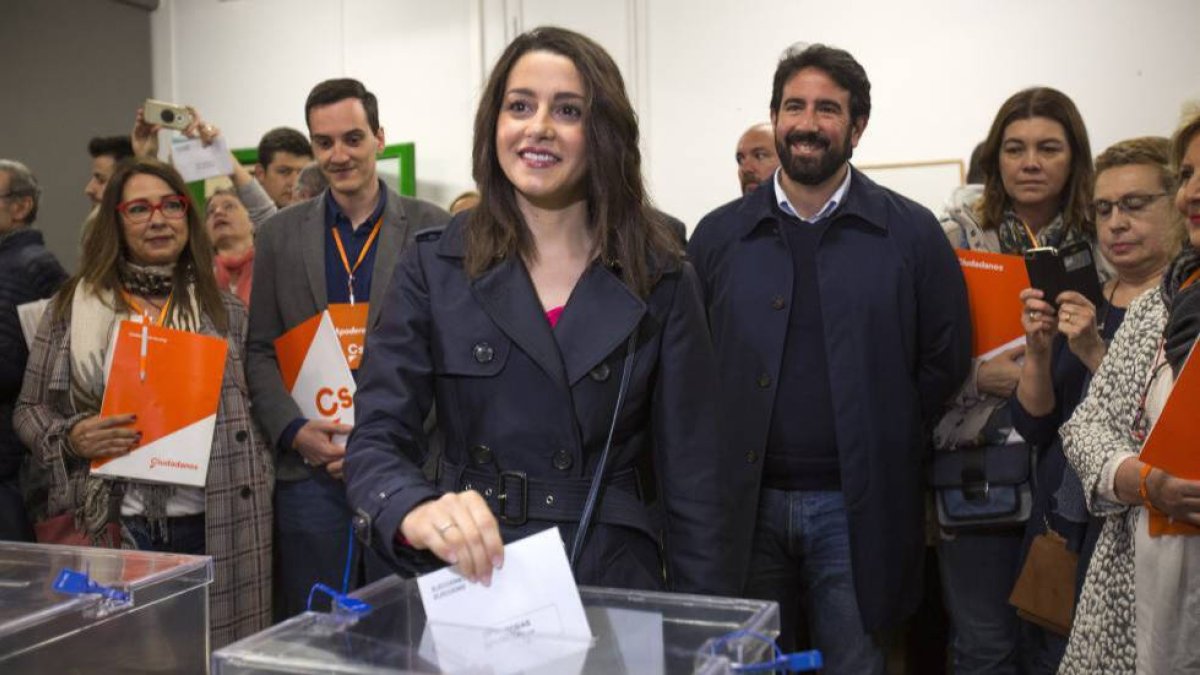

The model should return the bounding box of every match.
[996,208,1087,255]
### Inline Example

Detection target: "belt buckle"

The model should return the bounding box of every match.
[496,470,528,526]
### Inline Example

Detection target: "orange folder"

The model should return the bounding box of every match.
[93,320,228,487]
[1139,346,1200,536]
[956,249,1031,358]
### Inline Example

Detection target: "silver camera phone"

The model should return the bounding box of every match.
[143,99,193,131]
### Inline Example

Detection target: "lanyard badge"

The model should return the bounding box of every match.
[331,216,383,305]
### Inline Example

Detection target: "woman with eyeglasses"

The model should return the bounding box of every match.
[14,158,272,647]
[1012,136,1184,672]
[205,188,257,307]
[934,86,1104,674]
[1056,110,1200,674]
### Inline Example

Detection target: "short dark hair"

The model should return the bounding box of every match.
[257,127,312,169]
[305,79,380,133]
[88,135,134,161]
[0,159,41,225]
[770,43,871,123]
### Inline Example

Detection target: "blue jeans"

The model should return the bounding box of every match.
[743,488,886,674]
[124,514,206,555]
[275,471,354,619]
[275,470,392,619]
[938,530,1023,675]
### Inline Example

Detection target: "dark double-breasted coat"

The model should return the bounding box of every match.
[688,169,972,631]
[345,214,737,595]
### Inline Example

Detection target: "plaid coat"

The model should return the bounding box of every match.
[14,291,273,648]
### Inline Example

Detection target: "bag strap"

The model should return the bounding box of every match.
[568,328,638,570]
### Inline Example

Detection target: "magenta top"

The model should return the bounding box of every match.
[545,306,565,328]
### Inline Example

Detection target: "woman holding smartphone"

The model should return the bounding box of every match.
[935,87,1103,674]
[345,27,733,595]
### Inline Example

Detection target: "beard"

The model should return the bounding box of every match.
[776,129,853,186]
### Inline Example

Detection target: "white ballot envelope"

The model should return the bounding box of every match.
[171,134,234,182]
[417,527,593,673]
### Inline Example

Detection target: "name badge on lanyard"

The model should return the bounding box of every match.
[329,214,382,370]
[327,302,369,370]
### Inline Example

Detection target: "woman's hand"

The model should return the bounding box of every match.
[1020,288,1056,359]
[182,106,221,146]
[1056,291,1106,373]
[1147,469,1200,527]
[131,108,161,159]
[68,413,139,459]
[400,491,505,584]
[977,345,1026,397]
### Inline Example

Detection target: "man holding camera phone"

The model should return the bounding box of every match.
[245,78,449,618]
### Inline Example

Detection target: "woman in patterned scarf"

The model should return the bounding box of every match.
[14,158,273,647]
[1059,108,1200,674]
[935,87,1101,674]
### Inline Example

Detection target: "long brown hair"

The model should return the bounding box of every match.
[54,158,227,333]
[977,87,1094,235]
[466,26,681,297]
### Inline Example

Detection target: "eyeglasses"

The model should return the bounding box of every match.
[1090,192,1167,220]
[117,194,190,224]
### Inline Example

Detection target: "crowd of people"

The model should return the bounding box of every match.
[0,25,1197,673]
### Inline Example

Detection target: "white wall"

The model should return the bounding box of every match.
[151,0,1200,226]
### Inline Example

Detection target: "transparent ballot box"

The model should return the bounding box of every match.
[213,575,779,674]
[0,541,212,674]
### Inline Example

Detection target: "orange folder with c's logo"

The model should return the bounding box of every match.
[92,320,228,487]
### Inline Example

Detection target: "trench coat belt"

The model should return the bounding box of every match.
[436,459,654,536]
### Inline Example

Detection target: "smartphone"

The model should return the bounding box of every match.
[1024,240,1103,309]
[143,99,193,131]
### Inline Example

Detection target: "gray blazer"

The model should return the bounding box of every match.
[246,184,450,481]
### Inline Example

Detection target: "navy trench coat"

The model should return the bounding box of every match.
[345,214,738,595]
[688,170,972,630]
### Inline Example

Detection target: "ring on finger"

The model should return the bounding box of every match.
[1063,312,1072,322]
[436,521,458,536]
[1027,310,1038,320]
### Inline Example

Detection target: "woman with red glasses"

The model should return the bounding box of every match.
[14,158,272,648]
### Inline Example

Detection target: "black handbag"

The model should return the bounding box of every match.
[931,443,1035,532]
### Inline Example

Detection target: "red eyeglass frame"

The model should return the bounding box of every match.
[116,194,192,220]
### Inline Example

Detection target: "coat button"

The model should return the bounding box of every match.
[746,450,758,463]
[470,444,494,465]
[552,450,573,471]
[771,296,785,310]
[235,430,249,443]
[240,486,252,499]
[473,342,494,364]
[757,374,772,389]
[589,363,611,382]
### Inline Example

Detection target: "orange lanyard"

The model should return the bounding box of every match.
[331,216,383,305]
[1019,218,1040,248]
[122,291,173,327]
[121,291,173,382]
[1182,269,1200,292]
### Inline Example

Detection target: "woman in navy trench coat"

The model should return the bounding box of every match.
[345,27,735,596]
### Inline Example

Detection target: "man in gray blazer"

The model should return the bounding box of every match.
[247,78,449,618]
